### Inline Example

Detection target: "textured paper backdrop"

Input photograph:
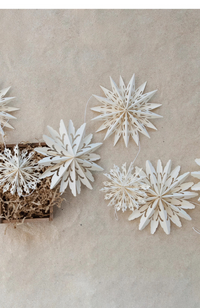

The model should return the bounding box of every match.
[0,9,200,308]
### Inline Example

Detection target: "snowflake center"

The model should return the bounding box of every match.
[124,105,129,112]
[156,191,169,200]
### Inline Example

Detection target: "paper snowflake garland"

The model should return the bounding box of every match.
[35,120,103,196]
[128,160,198,234]
[0,87,19,136]
[0,145,40,197]
[91,74,162,147]
[191,159,200,201]
[100,162,149,212]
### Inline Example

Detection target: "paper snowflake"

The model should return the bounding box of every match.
[100,162,149,212]
[35,119,103,196]
[91,74,162,147]
[128,160,198,234]
[191,159,200,201]
[0,87,19,136]
[0,145,40,197]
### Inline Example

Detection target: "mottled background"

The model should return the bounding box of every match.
[0,9,200,308]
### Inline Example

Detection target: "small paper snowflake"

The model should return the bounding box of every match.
[191,159,200,201]
[128,160,198,234]
[91,74,162,147]
[100,162,149,212]
[0,145,40,197]
[35,119,103,196]
[0,87,19,136]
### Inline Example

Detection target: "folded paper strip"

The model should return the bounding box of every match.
[191,158,200,201]
[91,74,162,147]
[35,119,103,196]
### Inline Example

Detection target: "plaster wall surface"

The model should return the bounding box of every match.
[0,9,200,308]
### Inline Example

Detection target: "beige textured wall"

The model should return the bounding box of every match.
[0,9,200,308]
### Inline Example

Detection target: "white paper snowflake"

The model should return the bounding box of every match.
[91,74,162,147]
[191,159,200,201]
[35,119,103,196]
[100,162,149,212]
[128,160,198,234]
[0,87,19,136]
[0,145,40,197]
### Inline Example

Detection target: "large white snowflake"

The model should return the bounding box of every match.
[35,119,103,196]
[0,87,19,136]
[191,159,200,201]
[91,74,162,147]
[0,145,40,197]
[128,160,198,234]
[100,162,149,212]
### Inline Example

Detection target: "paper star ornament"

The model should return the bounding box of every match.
[128,160,197,234]
[35,120,103,196]
[191,159,200,201]
[91,74,162,147]
[0,145,40,197]
[100,162,149,212]
[0,87,19,136]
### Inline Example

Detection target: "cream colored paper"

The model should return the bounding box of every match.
[91,74,162,147]
[101,162,148,212]
[0,145,40,196]
[35,120,103,196]
[129,160,198,234]
[0,87,19,136]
